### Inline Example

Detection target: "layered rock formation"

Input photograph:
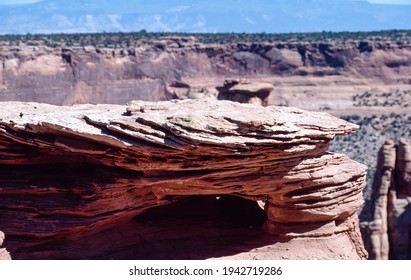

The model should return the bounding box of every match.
[217,79,273,106]
[362,138,411,259]
[361,140,395,259]
[390,138,411,259]
[0,99,367,259]
[0,38,410,106]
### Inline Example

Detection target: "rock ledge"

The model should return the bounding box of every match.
[0,99,366,259]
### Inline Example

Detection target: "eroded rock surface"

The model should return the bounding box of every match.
[389,138,411,259]
[362,138,411,259]
[0,99,367,259]
[217,79,273,106]
[1,38,411,108]
[362,140,395,259]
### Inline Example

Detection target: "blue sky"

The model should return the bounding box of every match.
[5,0,411,5]
[0,0,39,3]
[368,0,411,3]
[1,0,411,4]
[0,0,411,34]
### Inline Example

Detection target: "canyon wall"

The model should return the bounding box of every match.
[0,99,367,259]
[1,37,411,107]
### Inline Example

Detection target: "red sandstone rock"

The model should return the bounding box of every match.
[0,99,367,259]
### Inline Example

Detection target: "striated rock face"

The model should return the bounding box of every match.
[390,138,411,259]
[217,79,273,106]
[0,231,11,260]
[0,39,411,106]
[362,138,411,259]
[396,138,411,197]
[362,140,395,259]
[0,99,367,259]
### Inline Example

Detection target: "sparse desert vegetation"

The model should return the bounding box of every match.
[1,29,411,48]
[353,89,411,107]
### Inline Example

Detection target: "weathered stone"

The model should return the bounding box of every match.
[396,138,411,197]
[1,40,411,106]
[217,79,273,106]
[362,138,411,259]
[389,138,411,259]
[0,99,366,259]
[362,140,395,259]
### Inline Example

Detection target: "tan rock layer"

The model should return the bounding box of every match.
[0,99,367,259]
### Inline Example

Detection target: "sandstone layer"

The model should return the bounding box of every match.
[1,37,411,114]
[362,138,411,259]
[0,99,367,259]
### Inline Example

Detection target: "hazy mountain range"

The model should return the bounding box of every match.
[0,0,410,34]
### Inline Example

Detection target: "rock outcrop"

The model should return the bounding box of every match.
[361,140,395,259]
[0,231,11,260]
[390,138,411,259]
[217,79,273,106]
[0,99,367,259]
[362,138,411,259]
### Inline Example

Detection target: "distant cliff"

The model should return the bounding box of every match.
[1,36,411,105]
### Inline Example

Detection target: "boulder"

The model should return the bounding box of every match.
[217,79,273,106]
